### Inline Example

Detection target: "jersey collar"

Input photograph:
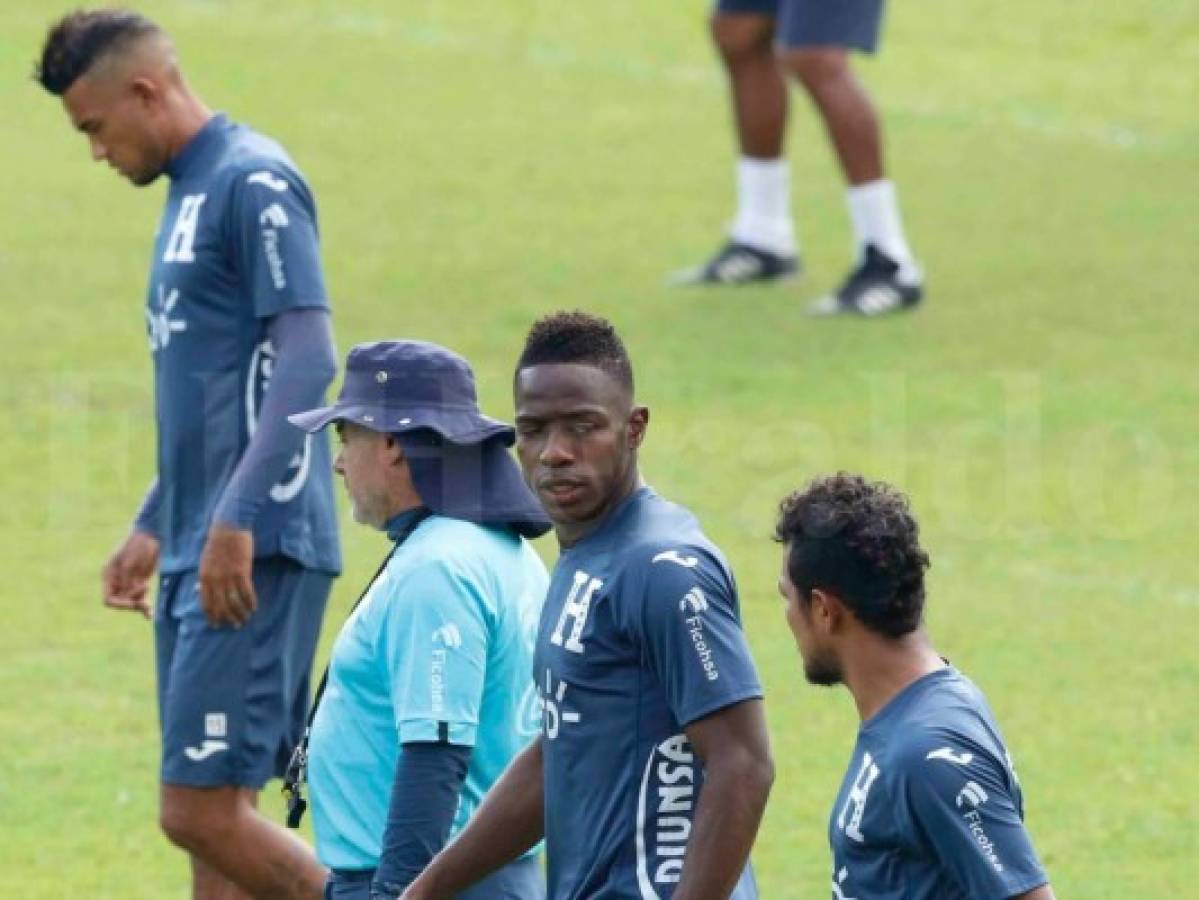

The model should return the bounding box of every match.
[165,113,229,180]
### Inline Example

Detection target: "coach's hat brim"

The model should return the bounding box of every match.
[289,402,514,446]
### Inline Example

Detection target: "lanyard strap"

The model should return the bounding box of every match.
[304,507,433,731]
[283,508,432,828]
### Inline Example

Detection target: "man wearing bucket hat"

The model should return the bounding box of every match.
[287,340,551,900]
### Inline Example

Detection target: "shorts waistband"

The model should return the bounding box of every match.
[329,868,375,884]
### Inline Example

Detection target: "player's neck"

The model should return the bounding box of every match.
[843,631,945,723]
[164,88,214,162]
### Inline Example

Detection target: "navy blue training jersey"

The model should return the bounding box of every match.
[146,114,339,575]
[534,487,763,899]
[829,667,1048,900]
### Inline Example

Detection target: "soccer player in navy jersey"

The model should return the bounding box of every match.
[403,311,774,900]
[774,474,1054,899]
[38,10,339,898]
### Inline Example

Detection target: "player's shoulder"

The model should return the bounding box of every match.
[616,537,730,587]
[881,673,1008,782]
[212,124,310,196]
[618,490,729,573]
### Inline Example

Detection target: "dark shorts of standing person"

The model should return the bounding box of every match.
[155,555,333,789]
[714,0,887,54]
[324,856,545,900]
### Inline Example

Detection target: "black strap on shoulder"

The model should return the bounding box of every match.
[283,507,432,827]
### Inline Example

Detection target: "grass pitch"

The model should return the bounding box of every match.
[0,1,1195,896]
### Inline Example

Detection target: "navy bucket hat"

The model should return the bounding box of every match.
[290,340,550,539]
[288,340,514,445]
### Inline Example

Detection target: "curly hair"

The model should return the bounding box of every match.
[516,310,634,393]
[35,9,161,96]
[774,473,930,638]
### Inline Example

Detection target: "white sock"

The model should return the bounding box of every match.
[729,156,797,258]
[846,179,921,285]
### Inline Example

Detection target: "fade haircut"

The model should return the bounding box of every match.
[516,310,634,394]
[775,473,931,638]
[35,8,162,96]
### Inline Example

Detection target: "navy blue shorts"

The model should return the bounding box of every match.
[155,556,332,788]
[714,0,887,53]
[324,856,544,899]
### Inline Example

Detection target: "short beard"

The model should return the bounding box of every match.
[129,164,163,187]
[803,654,843,687]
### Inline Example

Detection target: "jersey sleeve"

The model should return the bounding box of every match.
[227,163,329,318]
[894,733,1049,899]
[377,558,493,747]
[632,546,763,727]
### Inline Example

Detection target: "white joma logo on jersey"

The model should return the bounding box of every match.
[652,550,698,568]
[184,739,229,762]
[433,623,462,648]
[247,171,289,192]
[927,747,974,767]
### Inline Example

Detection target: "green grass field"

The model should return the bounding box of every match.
[1,1,1196,895]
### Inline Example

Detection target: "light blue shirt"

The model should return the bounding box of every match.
[308,515,547,870]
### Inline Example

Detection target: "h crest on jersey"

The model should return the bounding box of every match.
[162,194,207,263]
[550,570,603,654]
[837,752,881,843]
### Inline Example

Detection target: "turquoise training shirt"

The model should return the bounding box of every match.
[308,515,547,870]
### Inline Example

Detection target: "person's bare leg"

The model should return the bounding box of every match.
[191,855,254,900]
[783,45,921,311]
[711,12,788,158]
[782,46,881,185]
[161,784,326,900]
[674,10,796,281]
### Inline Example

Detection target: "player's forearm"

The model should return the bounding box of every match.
[672,745,774,900]
[403,738,545,900]
[212,308,336,528]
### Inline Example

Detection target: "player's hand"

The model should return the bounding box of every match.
[198,525,256,628]
[101,529,160,619]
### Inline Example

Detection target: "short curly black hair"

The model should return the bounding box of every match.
[35,8,161,96]
[516,310,634,393]
[774,473,930,638]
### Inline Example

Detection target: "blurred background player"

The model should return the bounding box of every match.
[289,341,551,899]
[774,474,1053,899]
[675,0,924,316]
[403,311,774,899]
[38,10,341,898]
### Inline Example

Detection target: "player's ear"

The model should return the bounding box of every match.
[384,434,406,468]
[128,75,161,109]
[810,588,840,634]
[628,406,649,449]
